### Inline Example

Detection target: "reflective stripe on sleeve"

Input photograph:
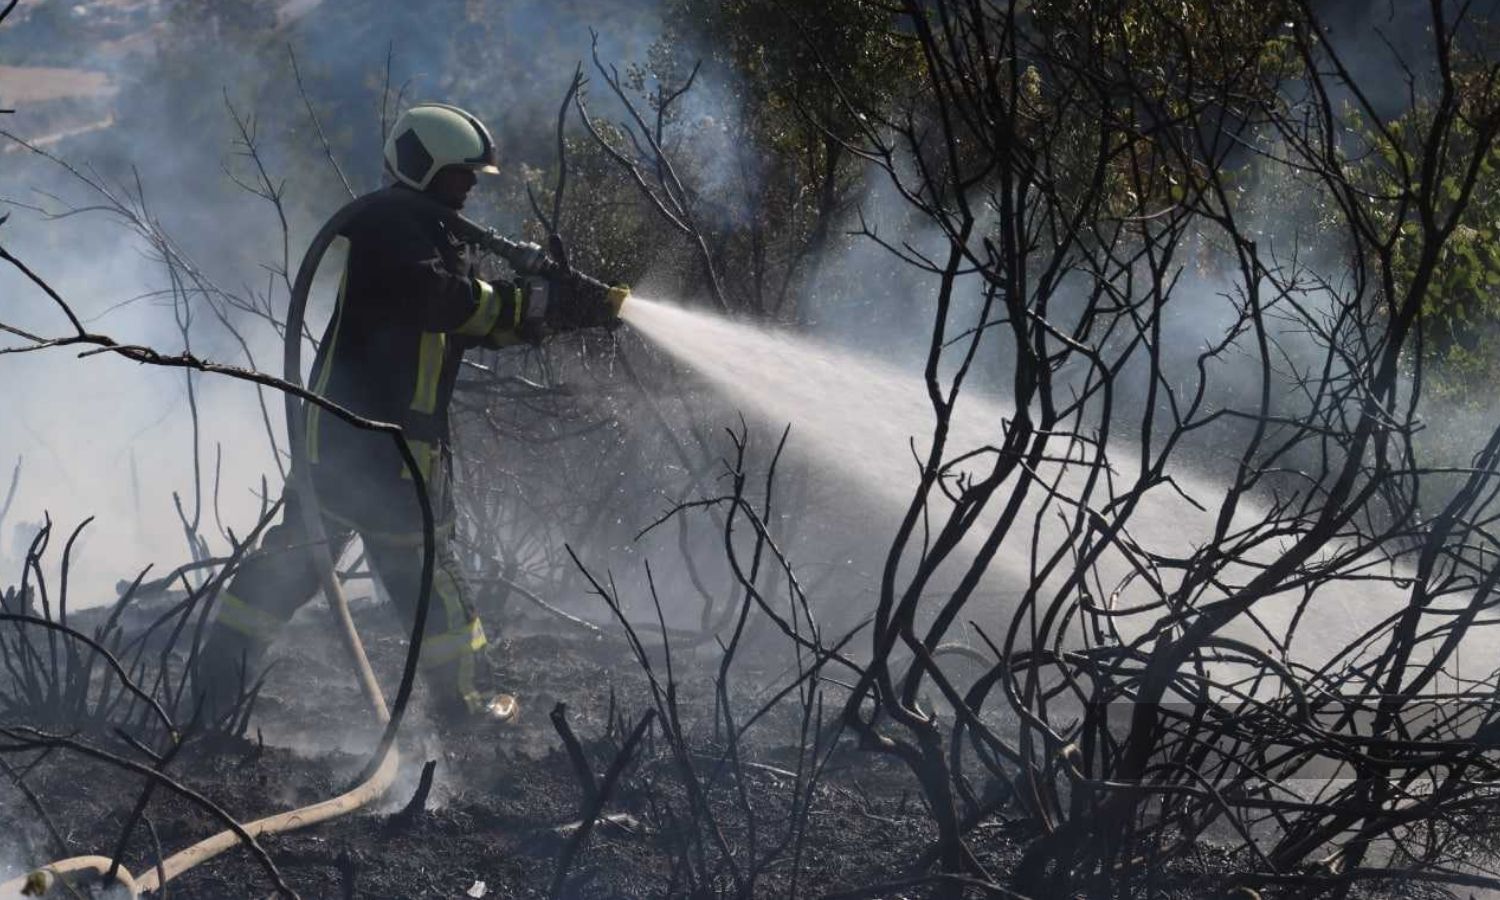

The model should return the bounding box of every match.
[418,617,488,669]
[486,284,526,343]
[215,592,285,643]
[454,279,502,337]
[410,331,447,414]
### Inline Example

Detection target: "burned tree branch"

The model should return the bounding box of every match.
[288,45,356,200]
[575,33,730,313]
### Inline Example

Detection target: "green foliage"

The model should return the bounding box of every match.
[406,0,918,321]
[670,0,919,145]
[1352,70,1500,406]
[595,0,919,316]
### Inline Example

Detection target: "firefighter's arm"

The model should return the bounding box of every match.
[372,218,502,336]
[470,276,630,348]
[547,279,629,330]
[474,279,541,348]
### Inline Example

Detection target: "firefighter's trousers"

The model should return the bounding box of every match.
[197,496,487,720]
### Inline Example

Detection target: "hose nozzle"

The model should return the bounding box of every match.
[606,284,630,318]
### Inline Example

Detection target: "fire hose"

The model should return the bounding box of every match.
[1,188,613,897]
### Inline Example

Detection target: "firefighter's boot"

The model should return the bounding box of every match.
[433,688,520,727]
[192,624,272,728]
[417,615,519,727]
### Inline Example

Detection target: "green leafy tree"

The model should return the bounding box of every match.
[1350,62,1500,405]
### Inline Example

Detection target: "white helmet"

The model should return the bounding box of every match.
[383,103,500,190]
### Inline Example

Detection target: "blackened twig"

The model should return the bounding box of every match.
[384,759,437,833]
[288,45,355,200]
[550,701,599,806]
[0,753,69,858]
[548,709,656,900]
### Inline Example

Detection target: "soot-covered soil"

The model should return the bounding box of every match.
[0,597,1032,899]
[0,596,1440,899]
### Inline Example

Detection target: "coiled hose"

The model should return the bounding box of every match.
[0,187,520,898]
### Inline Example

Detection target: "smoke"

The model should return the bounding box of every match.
[621,295,1405,667]
[581,0,1500,671]
[0,207,281,603]
[3,0,1496,660]
[0,0,667,606]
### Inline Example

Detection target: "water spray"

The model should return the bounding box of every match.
[615,296,1390,660]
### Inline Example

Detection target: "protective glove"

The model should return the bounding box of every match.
[522,277,628,333]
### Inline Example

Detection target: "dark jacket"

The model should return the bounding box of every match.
[304,187,524,537]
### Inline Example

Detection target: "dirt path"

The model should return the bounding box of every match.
[0,65,117,105]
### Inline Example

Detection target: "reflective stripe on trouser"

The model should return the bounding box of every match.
[214,590,292,644]
[197,518,354,719]
[420,617,486,669]
[399,438,438,482]
[420,616,488,710]
[205,493,486,710]
[362,536,486,705]
[210,515,355,651]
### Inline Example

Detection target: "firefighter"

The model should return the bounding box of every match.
[195,104,624,725]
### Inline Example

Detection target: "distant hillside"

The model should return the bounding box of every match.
[0,0,324,148]
[0,64,117,148]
